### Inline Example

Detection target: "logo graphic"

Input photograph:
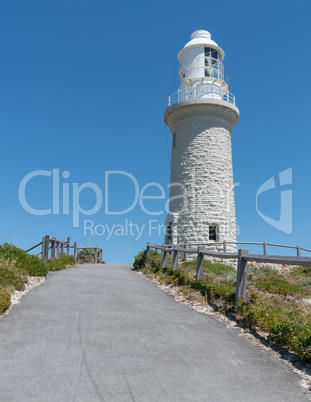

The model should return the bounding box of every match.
[256,168,292,234]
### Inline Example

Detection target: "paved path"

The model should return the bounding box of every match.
[0,264,309,402]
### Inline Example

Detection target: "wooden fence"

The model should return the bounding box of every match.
[26,235,103,264]
[146,242,311,303]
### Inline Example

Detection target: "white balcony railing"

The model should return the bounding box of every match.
[168,86,235,106]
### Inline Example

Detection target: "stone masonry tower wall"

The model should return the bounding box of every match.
[164,30,239,251]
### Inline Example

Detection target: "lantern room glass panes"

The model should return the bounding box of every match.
[204,47,223,80]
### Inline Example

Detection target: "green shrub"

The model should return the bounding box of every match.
[248,265,278,279]
[24,254,49,276]
[216,271,237,285]
[133,249,147,269]
[247,266,279,286]
[193,279,235,303]
[237,292,311,362]
[237,292,283,331]
[146,251,166,270]
[0,244,48,276]
[77,247,99,263]
[185,258,234,273]
[256,277,303,296]
[269,323,311,362]
[291,266,311,277]
[181,259,197,270]
[164,269,192,286]
[181,258,235,281]
[47,254,75,271]
[141,256,235,304]
[0,258,28,292]
[59,254,75,265]
[0,289,11,314]
[133,249,169,270]
[0,267,26,291]
[204,260,235,275]
[298,278,311,287]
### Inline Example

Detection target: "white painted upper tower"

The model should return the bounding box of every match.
[164,30,239,250]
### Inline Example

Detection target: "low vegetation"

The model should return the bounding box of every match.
[77,247,98,264]
[0,289,10,315]
[47,254,75,271]
[134,249,311,363]
[0,243,76,314]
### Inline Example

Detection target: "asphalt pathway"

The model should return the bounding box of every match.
[0,264,309,402]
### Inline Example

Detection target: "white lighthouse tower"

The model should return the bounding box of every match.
[164,30,239,251]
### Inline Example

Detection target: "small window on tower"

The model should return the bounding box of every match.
[172,134,176,148]
[209,225,218,241]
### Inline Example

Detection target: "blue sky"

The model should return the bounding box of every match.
[0,0,310,262]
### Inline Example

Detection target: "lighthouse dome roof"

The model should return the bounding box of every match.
[178,30,225,60]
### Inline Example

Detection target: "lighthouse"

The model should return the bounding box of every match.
[164,30,239,251]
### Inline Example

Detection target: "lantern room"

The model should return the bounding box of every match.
[169,30,235,105]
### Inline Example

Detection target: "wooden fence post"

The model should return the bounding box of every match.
[67,237,70,256]
[41,236,46,261]
[74,242,77,262]
[183,244,187,260]
[41,235,50,264]
[60,242,64,254]
[297,246,301,257]
[45,235,50,263]
[172,246,179,270]
[56,240,60,259]
[196,247,205,281]
[41,236,46,263]
[235,249,249,303]
[263,242,267,256]
[162,248,168,269]
[51,237,56,259]
[146,243,151,259]
[95,247,98,264]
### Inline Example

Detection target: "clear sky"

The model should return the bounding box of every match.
[0,0,310,262]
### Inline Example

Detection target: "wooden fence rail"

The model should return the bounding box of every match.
[151,240,311,257]
[146,241,311,304]
[26,235,103,264]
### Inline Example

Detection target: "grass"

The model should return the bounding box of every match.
[256,277,304,296]
[291,266,311,277]
[0,243,76,315]
[134,249,311,363]
[0,258,28,292]
[0,289,10,314]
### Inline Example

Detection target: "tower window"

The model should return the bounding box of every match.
[172,134,176,148]
[209,225,218,241]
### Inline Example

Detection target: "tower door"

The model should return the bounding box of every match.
[166,223,173,245]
